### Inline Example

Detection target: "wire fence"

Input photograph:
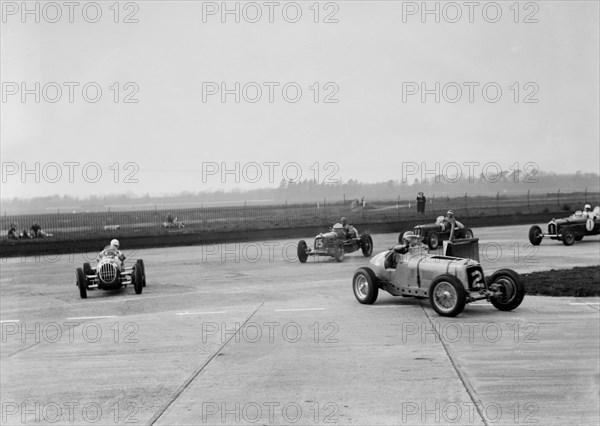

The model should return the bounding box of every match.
[1,190,597,243]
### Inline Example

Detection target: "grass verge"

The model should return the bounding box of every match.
[522,266,600,297]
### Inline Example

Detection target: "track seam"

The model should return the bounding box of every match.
[420,302,489,426]
[146,302,265,426]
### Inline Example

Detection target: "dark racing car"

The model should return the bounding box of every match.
[529,206,600,246]
[297,223,373,263]
[400,216,474,250]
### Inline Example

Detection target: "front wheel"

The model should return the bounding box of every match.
[297,240,308,263]
[427,232,440,250]
[463,228,474,239]
[136,259,146,287]
[352,268,379,304]
[83,262,93,276]
[488,269,525,311]
[528,226,543,246]
[360,234,373,257]
[133,265,143,294]
[76,268,87,299]
[562,227,575,246]
[429,274,466,317]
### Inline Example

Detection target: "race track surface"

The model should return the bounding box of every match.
[1,225,599,425]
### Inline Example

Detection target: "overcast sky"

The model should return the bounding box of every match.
[1,1,598,199]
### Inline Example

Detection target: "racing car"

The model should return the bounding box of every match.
[297,223,373,263]
[352,238,524,317]
[76,246,146,298]
[399,216,473,250]
[529,207,600,246]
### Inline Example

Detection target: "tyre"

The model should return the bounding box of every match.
[528,225,543,246]
[137,259,146,287]
[360,234,373,257]
[297,240,308,264]
[463,228,474,239]
[334,243,345,262]
[352,267,379,304]
[427,232,440,250]
[76,268,87,299]
[133,265,143,294]
[562,227,575,246]
[398,232,404,244]
[575,235,584,242]
[488,269,525,311]
[83,262,93,276]
[429,274,466,317]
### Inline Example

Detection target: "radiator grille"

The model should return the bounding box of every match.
[99,263,117,284]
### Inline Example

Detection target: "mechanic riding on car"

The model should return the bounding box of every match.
[444,210,464,241]
[583,204,598,219]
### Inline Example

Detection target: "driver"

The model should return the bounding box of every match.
[340,217,357,239]
[583,204,597,219]
[387,231,425,268]
[97,239,126,264]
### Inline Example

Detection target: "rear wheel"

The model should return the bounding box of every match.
[360,234,373,257]
[562,227,575,246]
[528,226,543,246]
[334,243,344,262]
[429,274,465,317]
[297,240,308,263]
[76,268,87,299]
[488,269,525,311]
[398,231,404,244]
[133,265,143,294]
[427,232,440,250]
[352,268,379,304]
[575,235,584,242]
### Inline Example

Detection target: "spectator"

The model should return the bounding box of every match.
[416,192,427,214]
[30,222,42,237]
[7,223,18,239]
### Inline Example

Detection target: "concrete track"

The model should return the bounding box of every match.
[1,225,599,425]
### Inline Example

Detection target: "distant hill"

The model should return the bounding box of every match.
[2,171,599,214]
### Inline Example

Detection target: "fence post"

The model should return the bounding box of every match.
[496,191,500,215]
[585,187,587,204]
[464,192,469,217]
[397,196,400,218]
[557,188,560,207]
[527,189,531,213]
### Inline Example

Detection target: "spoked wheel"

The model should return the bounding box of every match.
[429,274,465,317]
[76,268,87,299]
[361,234,373,257]
[427,232,440,250]
[352,268,378,304]
[562,227,575,246]
[463,228,474,239]
[297,240,308,263]
[488,269,525,311]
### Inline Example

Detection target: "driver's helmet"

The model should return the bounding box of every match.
[341,217,347,226]
[584,204,592,211]
[110,239,120,249]
[446,210,454,217]
[402,231,419,247]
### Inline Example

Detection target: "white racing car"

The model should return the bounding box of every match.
[352,238,525,317]
[76,246,146,298]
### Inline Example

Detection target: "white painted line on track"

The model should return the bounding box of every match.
[0,320,20,323]
[67,315,118,320]
[568,302,600,305]
[274,308,325,312]
[177,311,227,316]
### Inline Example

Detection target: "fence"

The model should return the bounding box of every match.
[1,190,597,243]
